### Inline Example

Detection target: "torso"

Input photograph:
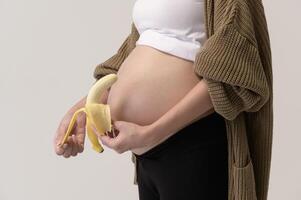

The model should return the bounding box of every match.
[106,45,207,154]
[104,0,208,155]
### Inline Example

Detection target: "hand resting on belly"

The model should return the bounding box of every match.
[99,45,211,155]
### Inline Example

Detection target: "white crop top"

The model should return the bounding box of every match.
[132,0,207,62]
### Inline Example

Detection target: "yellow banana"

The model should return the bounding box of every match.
[57,74,118,153]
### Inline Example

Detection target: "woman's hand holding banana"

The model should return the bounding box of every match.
[55,74,119,156]
[53,96,87,158]
[99,120,155,154]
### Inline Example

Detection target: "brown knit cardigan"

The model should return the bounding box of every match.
[93,0,273,199]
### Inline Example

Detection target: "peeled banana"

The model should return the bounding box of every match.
[57,74,118,153]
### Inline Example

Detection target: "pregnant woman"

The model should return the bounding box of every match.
[54,0,273,200]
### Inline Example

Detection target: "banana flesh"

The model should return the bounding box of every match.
[57,74,118,153]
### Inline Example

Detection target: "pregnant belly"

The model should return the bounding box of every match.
[106,45,202,153]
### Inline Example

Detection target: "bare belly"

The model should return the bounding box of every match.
[106,45,204,154]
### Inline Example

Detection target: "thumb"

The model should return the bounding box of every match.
[99,135,116,148]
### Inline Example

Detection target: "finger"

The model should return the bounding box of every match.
[63,137,73,158]
[54,125,66,147]
[100,135,118,149]
[76,111,86,128]
[55,118,74,147]
[71,135,78,157]
[54,130,64,155]
[62,143,68,150]
[76,134,84,153]
[107,130,113,138]
[75,121,86,147]
[76,130,85,145]
[55,146,64,155]
[112,126,119,137]
[75,114,86,153]
[55,140,69,155]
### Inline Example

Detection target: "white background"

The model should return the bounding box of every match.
[0,0,299,199]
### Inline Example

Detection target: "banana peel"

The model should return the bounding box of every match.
[57,74,118,153]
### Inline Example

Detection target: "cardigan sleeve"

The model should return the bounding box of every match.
[93,22,138,80]
[193,22,270,121]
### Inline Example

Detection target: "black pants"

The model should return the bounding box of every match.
[134,111,228,200]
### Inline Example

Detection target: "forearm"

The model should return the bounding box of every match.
[146,79,215,146]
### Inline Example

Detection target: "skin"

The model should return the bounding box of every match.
[53,95,87,158]
[53,90,109,158]
[53,45,214,157]
[137,78,214,154]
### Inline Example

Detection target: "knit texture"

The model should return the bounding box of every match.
[93,0,273,199]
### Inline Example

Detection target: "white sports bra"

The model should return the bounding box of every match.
[132,0,207,62]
